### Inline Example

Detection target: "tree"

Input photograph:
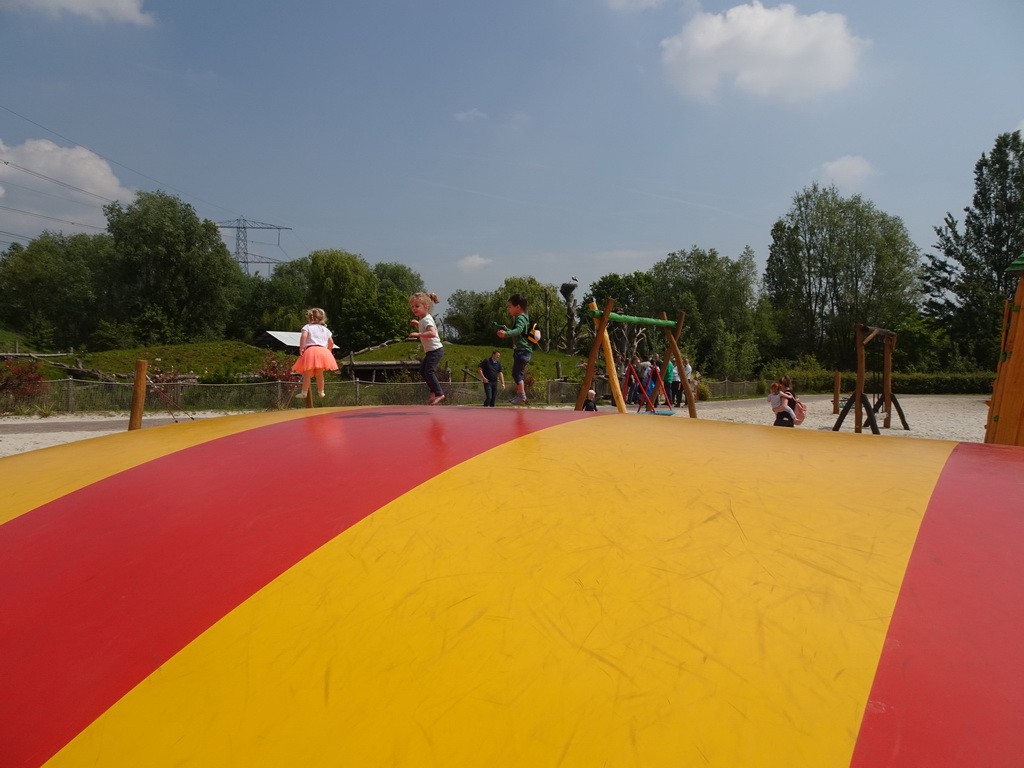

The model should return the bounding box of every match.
[765,184,922,370]
[226,272,307,342]
[456,277,563,352]
[586,271,654,364]
[103,191,243,345]
[442,289,493,345]
[923,130,1024,369]
[0,232,112,350]
[373,262,424,297]
[301,249,398,354]
[646,247,761,378]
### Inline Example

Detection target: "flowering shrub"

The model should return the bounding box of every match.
[253,351,298,383]
[0,360,45,396]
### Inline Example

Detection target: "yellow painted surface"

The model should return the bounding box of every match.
[47,418,955,767]
[0,409,343,525]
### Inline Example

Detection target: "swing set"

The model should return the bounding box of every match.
[621,358,672,414]
[574,299,698,417]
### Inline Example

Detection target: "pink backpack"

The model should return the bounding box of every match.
[793,398,807,425]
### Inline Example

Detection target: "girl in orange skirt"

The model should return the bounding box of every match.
[291,308,339,398]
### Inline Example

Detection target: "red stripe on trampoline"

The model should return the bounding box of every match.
[850,442,1024,767]
[0,407,594,768]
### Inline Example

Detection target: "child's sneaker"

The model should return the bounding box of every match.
[509,393,528,405]
[428,393,445,405]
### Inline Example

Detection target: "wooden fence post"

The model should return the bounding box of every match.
[128,360,147,431]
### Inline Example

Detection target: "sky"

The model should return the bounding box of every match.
[1,0,1023,318]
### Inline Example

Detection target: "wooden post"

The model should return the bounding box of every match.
[882,335,895,428]
[599,323,624,412]
[985,296,1014,443]
[833,371,841,414]
[128,359,147,431]
[577,300,625,412]
[854,324,866,433]
[661,311,696,419]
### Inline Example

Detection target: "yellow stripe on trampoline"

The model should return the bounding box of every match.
[0,409,344,526]
[48,417,955,768]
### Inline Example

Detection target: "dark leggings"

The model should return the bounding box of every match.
[773,411,794,427]
[420,348,444,396]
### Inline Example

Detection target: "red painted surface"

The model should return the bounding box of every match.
[850,442,1024,767]
[0,407,593,768]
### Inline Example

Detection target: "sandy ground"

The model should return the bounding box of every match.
[0,395,990,459]
[683,394,989,443]
[0,411,250,459]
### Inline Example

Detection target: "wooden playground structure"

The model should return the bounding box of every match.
[985,252,1024,446]
[574,299,697,417]
[832,324,910,435]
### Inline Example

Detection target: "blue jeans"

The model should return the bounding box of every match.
[420,348,444,396]
[483,381,498,406]
[511,349,531,385]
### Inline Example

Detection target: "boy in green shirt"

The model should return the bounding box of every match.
[496,293,531,405]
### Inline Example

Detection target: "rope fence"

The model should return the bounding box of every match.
[1,376,762,415]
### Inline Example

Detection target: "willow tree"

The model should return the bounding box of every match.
[303,249,407,354]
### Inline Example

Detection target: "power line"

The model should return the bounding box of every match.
[0,101,240,217]
[0,204,104,231]
[0,103,299,259]
[0,159,115,202]
[0,176,106,209]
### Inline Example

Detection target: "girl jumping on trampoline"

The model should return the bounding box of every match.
[408,291,446,405]
[292,307,339,399]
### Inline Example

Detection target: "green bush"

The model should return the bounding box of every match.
[784,370,995,395]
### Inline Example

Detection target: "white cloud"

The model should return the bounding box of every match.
[606,0,665,11]
[458,254,491,272]
[0,0,153,25]
[660,1,869,102]
[818,155,878,190]
[0,137,134,238]
[455,108,488,122]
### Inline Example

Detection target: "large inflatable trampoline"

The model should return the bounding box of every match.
[1,406,1022,767]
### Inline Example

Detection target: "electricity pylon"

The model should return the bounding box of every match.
[217,218,292,275]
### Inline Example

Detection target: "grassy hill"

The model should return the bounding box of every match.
[2,332,585,383]
[0,328,31,354]
[357,340,585,383]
